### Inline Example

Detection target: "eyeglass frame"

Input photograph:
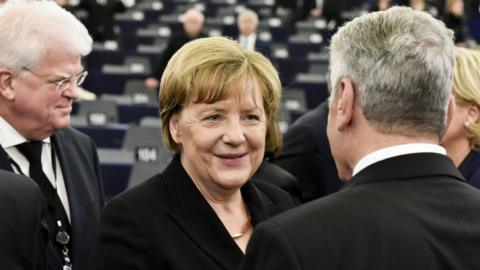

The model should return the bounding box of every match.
[20,67,88,92]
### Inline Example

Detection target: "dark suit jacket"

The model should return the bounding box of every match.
[241,153,480,270]
[235,34,272,58]
[252,160,302,202]
[78,0,127,41]
[255,39,272,58]
[0,127,104,270]
[302,0,359,23]
[272,101,342,202]
[459,150,480,188]
[0,170,49,270]
[93,155,296,270]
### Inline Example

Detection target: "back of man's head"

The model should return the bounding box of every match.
[0,0,92,72]
[329,6,454,138]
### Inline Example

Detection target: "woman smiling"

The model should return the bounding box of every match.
[93,36,296,270]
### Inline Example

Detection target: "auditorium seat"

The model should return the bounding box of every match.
[124,79,158,105]
[76,100,120,125]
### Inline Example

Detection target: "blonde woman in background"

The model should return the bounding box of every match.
[442,47,480,186]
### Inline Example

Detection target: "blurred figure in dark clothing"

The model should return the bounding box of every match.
[144,9,206,91]
[444,0,468,46]
[370,0,392,11]
[397,0,445,17]
[78,0,134,42]
[272,101,342,202]
[272,0,303,25]
[302,0,361,25]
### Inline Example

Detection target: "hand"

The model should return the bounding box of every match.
[311,8,322,17]
[144,77,159,90]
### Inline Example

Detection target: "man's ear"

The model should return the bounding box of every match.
[0,68,16,100]
[444,94,455,136]
[334,78,356,131]
[169,113,181,144]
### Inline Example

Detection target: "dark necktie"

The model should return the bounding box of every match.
[16,141,71,239]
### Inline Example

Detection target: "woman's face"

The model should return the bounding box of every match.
[169,83,267,197]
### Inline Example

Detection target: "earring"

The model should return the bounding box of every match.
[464,121,471,128]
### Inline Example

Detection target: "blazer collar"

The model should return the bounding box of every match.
[343,153,465,190]
[163,155,269,270]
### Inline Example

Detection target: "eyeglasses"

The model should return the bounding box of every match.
[21,67,88,92]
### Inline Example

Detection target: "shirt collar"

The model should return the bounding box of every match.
[352,143,446,177]
[240,33,256,40]
[0,117,50,149]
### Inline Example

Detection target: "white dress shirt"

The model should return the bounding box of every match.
[352,143,447,177]
[239,34,257,51]
[0,117,71,221]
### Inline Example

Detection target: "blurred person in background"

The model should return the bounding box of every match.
[444,0,468,46]
[272,100,342,202]
[144,9,206,91]
[236,9,271,57]
[397,0,444,17]
[370,0,392,11]
[442,47,480,185]
[303,0,360,25]
[78,0,135,42]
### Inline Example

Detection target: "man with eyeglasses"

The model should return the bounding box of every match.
[0,2,104,270]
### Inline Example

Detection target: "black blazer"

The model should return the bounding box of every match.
[459,150,480,188]
[0,127,104,270]
[78,0,127,41]
[93,155,296,270]
[273,101,342,201]
[241,153,480,270]
[235,35,272,58]
[0,170,49,270]
[252,160,302,202]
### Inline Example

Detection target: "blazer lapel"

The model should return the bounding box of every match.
[0,146,14,171]
[164,156,244,270]
[51,132,95,265]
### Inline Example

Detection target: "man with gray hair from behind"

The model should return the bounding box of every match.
[240,6,480,270]
[0,1,104,270]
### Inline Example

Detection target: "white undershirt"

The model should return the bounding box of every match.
[352,143,447,177]
[239,34,257,51]
[0,117,71,222]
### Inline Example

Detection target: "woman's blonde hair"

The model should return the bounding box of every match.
[453,47,480,148]
[159,36,282,156]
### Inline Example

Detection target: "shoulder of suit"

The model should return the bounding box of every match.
[0,170,43,199]
[249,180,296,207]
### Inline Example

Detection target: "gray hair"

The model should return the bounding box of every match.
[329,6,455,137]
[237,9,259,26]
[0,0,92,72]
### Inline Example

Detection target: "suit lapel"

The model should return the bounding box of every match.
[164,156,244,270]
[0,146,14,171]
[344,153,465,190]
[51,131,95,266]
